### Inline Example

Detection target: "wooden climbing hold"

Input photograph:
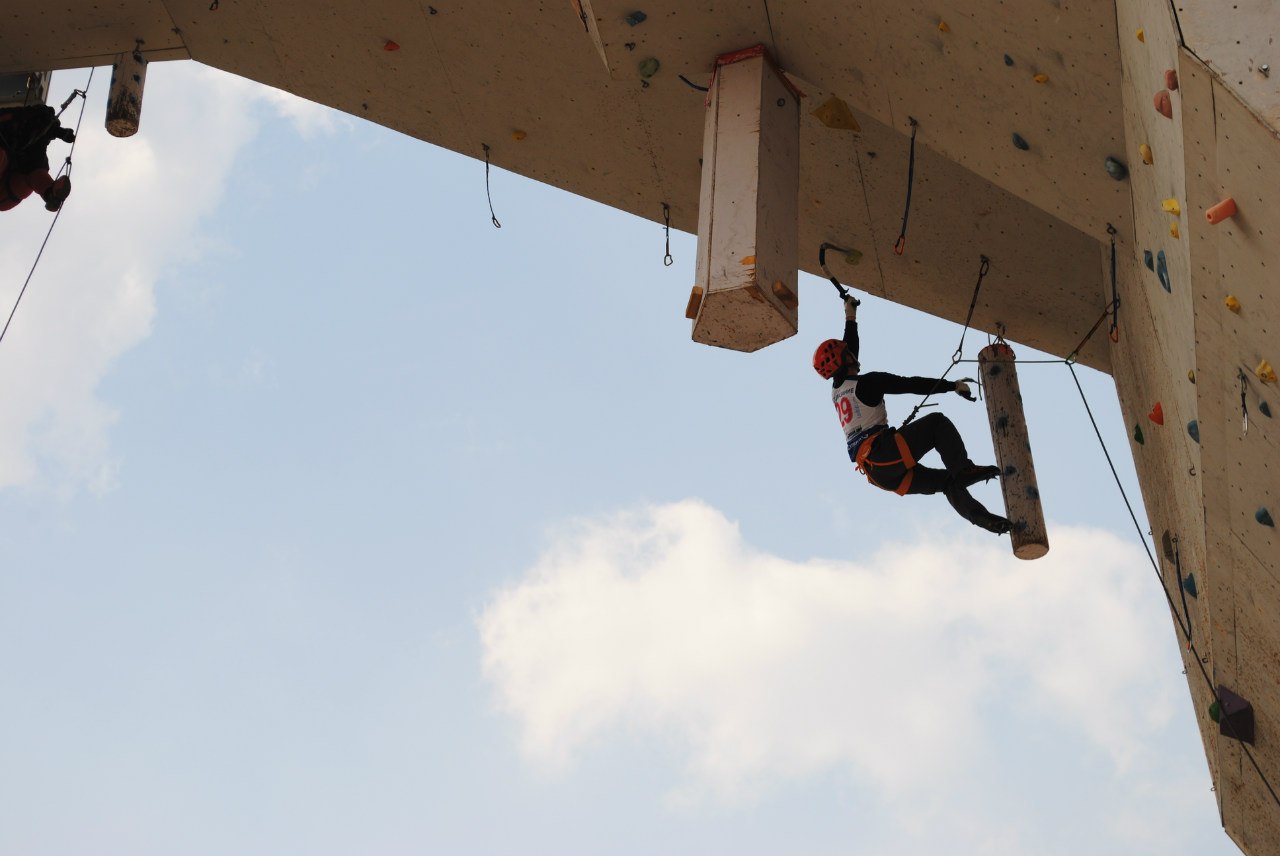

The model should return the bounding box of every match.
[1206,197,1237,224]
[1164,69,1179,90]
[1257,508,1276,527]
[684,285,704,319]
[1148,401,1164,424]
[1139,143,1153,164]
[979,343,1048,560]
[1225,294,1242,313]
[1256,359,1277,384]
[1161,198,1181,215]
[1154,90,1173,118]
[1187,420,1200,443]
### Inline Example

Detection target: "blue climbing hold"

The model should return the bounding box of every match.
[625,10,647,25]
[1260,400,1272,418]
[1143,250,1154,271]
[1026,485,1040,500]
[1156,250,1171,293]
[1104,156,1129,181]
[1187,420,1200,443]
[1004,54,1014,66]
[1182,573,1198,598]
[1012,133,1030,150]
[1257,507,1275,527]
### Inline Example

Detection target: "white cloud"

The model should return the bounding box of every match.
[0,63,343,493]
[479,500,1187,815]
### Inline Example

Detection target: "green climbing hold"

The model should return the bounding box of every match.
[1182,573,1198,598]
[638,57,660,79]
[1257,507,1275,527]
[1143,250,1154,271]
[1209,700,1221,722]
[1134,424,1144,444]
[1260,400,1272,418]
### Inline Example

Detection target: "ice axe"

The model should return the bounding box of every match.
[818,242,861,306]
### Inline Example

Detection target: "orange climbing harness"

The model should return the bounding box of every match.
[854,429,917,496]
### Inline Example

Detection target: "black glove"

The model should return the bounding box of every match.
[954,378,977,401]
[55,127,76,144]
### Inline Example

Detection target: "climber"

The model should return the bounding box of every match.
[0,104,74,213]
[815,295,1012,534]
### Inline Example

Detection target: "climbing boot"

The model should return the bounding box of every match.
[42,176,70,212]
[950,463,1000,488]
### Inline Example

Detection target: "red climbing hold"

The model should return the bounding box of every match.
[1206,197,1237,224]
[1164,69,1179,90]
[384,39,401,51]
[1153,90,1173,118]
[1148,401,1164,425]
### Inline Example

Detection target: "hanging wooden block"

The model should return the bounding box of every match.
[691,45,801,352]
[979,343,1049,560]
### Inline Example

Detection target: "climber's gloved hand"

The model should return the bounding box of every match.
[843,295,860,319]
[954,379,977,401]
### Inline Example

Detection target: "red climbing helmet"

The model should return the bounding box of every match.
[813,339,847,379]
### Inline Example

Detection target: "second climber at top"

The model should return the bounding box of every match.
[814,294,1012,535]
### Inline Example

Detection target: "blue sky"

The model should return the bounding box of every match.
[0,63,1236,855]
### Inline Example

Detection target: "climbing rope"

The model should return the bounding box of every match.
[0,71,93,351]
[898,254,989,428]
[893,117,918,256]
[1107,223,1120,343]
[481,143,501,228]
[661,202,673,266]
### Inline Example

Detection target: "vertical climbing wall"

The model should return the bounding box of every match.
[1116,1,1280,851]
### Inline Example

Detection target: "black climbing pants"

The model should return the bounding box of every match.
[862,412,969,496]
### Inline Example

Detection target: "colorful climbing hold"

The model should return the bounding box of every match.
[1187,420,1200,443]
[1206,197,1237,224]
[1033,73,1050,84]
[1012,133,1030,150]
[1154,90,1173,118]
[1104,157,1128,180]
[1161,198,1181,215]
[1156,250,1171,292]
[1170,221,1181,239]
[624,10,647,25]
[1139,143,1153,164]
[383,39,401,51]
[1149,401,1165,425]
[812,96,861,132]
[1188,370,1196,384]
[1182,573,1198,598]
[1260,400,1272,418]
[1256,508,1275,528]
[845,249,864,265]
[638,57,660,78]
[1225,294,1242,313]
[1134,424,1145,445]
[1004,54,1014,66]
[511,129,527,141]
[1164,69,1179,90]
[1136,28,1146,42]
[1257,359,1277,384]
[938,20,951,32]
[1144,250,1154,271]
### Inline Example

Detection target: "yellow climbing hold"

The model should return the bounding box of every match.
[1257,359,1278,384]
[1161,198,1181,215]
[740,255,757,266]
[938,20,950,32]
[1170,221,1180,239]
[811,96,861,132]
[1033,73,1050,84]
[1225,295,1242,313]
[511,129,527,141]
[1139,143,1153,164]
[1188,370,1196,384]
[1136,28,1145,42]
